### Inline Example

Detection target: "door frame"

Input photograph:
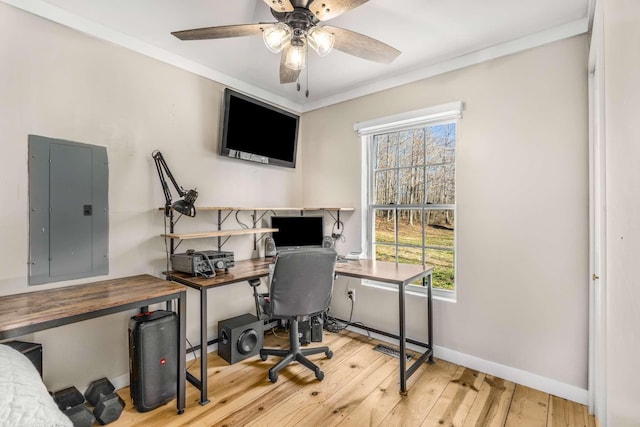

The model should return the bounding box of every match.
[588,0,607,423]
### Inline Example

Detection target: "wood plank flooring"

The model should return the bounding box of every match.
[112,330,595,427]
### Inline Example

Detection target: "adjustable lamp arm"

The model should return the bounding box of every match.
[152,150,198,217]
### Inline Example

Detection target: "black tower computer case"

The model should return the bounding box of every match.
[128,310,177,412]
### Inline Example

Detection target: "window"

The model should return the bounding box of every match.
[355,102,461,296]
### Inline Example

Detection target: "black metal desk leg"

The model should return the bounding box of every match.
[199,289,210,405]
[399,281,408,395]
[177,292,186,414]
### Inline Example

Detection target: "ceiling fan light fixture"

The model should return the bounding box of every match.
[284,39,307,70]
[307,26,335,57]
[263,22,292,53]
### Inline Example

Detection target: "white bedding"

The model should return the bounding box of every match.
[0,344,72,427]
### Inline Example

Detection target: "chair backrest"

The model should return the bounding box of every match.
[269,248,337,318]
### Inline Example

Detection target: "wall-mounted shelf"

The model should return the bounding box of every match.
[159,206,354,252]
[164,207,355,212]
[162,227,277,240]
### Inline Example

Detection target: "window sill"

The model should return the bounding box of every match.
[362,279,457,303]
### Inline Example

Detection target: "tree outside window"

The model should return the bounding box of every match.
[369,122,456,291]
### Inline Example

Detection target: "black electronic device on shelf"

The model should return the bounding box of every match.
[170,250,234,277]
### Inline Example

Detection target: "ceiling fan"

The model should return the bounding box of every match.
[171,0,401,85]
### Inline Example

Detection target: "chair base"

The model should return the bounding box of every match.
[260,319,332,383]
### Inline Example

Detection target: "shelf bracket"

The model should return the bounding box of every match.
[219,236,232,251]
[219,210,234,226]
[254,210,271,226]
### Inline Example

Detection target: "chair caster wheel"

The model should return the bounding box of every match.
[260,353,268,361]
[269,372,278,383]
[315,369,324,381]
[325,350,333,359]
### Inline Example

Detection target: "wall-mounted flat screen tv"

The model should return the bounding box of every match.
[271,216,324,250]
[220,88,299,168]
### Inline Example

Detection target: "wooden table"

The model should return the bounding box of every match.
[0,274,187,414]
[167,258,433,404]
[166,258,272,405]
[334,259,434,395]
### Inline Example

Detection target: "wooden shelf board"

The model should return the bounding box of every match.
[162,227,277,240]
[160,207,355,212]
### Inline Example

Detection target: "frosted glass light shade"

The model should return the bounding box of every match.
[284,42,306,70]
[308,26,335,57]
[263,22,292,53]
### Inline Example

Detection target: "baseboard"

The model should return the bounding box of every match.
[109,373,130,393]
[346,326,588,405]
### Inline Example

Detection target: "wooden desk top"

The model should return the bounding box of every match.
[0,274,185,339]
[166,258,432,289]
[166,258,274,290]
[336,259,433,285]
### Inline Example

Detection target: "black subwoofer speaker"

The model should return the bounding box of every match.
[128,310,177,412]
[218,313,263,364]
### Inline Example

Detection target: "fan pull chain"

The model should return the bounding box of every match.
[305,61,309,97]
[305,41,310,97]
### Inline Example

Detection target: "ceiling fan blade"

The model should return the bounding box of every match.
[280,46,301,84]
[171,23,270,40]
[263,0,294,13]
[308,0,368,21]
[323,25,400,63]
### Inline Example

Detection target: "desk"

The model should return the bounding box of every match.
[167,258,433,404]
[0,274,187,414]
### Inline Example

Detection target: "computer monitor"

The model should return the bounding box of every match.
[270,216,324,251]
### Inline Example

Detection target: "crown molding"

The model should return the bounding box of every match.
[301,18,589,112]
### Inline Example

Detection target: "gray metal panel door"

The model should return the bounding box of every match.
[28,137,51,281]
[50,143,94,277]
[91,147,109,275]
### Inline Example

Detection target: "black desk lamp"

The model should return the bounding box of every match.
[152,150,198,217]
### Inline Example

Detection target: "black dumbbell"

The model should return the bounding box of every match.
[52,386,84,411]
[52,386,96,427]
[84,378,125,425]
[63,404,96,427]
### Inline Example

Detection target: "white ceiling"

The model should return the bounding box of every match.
[5,0,591,112]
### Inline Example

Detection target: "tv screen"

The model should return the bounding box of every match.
[271,216,324,250]
[220,88,299,168]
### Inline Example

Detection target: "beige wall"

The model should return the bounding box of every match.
[0,3,303,390]
[603,0,640,425]
[302,36,590,389]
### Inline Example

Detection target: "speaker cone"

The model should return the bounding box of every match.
[237,330,259,355]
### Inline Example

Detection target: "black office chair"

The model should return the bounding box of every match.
[255,248,337,383]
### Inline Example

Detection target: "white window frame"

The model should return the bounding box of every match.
[354,101,462,301]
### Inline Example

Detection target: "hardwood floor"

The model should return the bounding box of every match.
[113,330,595,426]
